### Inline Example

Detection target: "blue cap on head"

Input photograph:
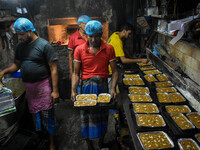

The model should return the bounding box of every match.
[85,20,102,35]
[14,17,36,32]
[77,15,91,25]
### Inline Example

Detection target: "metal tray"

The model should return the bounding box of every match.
[128,86,150,94]
[76,94,97,101]
[157,92,172,103]
[0,92,13,102]
[140,65,156,71]
[135,114,166,128]
[186,112,200,129]
[97,93,111,103]
[137,131,174,150]
[144,74,158,82]
[170,113,195,130]
[123,78,134,86]
[137,62,152,67]
[178,138,200,150]
[156,87,177,93]
[132,103,159,113]
[74,100,97,107]
[156,74,169,82]
[132,78,145,86]
[194,133,200,143]
[128,94,152,103]
[123,74,140,79]
[74,98,116,110]
[169,92,186,103]
[155,81,174,88]
[0,99,15,111]
[165,105,191,114]
[143,69,162,75]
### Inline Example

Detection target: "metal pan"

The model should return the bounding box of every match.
[129,86,150,94]
[165,105,191,114]
[76,94,97,101]
[97,93,111,103]
[186,112,200,129]
[156,74,169,82]
[170,113,195,130]
[156,87,177,93]
[137,62,152,67]
[169,92,186,103]
[178,138,200,150]
[137,131,174,150]
[123,74,140,79]
[143,69,162,75]
[133,103,159,113]
[135,114,166,128]
[144,74,158,82]
[74,100,97,107]
[155,81,174,88]
[194,133,200,143]
[128,94,152,103]
[140,65,156,71]
[123,78,135,86]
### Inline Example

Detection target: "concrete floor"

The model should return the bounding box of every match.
[0,99,121,150]
[54,99,120,150]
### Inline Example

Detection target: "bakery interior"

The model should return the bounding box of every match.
[0,0,200,150]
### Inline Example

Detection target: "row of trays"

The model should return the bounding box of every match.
[136,130,200,150]
[122,62,200,149]
[131,110,200,150]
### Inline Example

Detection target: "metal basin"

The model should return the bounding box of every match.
[0,92,26,145]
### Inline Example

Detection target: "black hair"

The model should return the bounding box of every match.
[120,23,134,32]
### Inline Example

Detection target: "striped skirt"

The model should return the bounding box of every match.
[80,76,109,139]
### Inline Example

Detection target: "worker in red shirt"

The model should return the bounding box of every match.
[68,15,91,80]
[71,20,118,150]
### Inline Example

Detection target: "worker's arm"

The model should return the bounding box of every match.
[110,60,118,99]
[0,60,21,79]
[49,61,59,103]
[71,61,81,102]
[68,50,74,80]
[120,56,149,64]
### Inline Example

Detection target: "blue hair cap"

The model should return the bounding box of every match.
[77,15,91,25]
[85,20,102,35]
[14,17,36,32]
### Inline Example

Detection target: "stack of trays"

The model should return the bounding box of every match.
[0,87,15,117]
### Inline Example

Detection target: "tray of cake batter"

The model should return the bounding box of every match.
[137,131,174,150]
[74,93,115,109]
